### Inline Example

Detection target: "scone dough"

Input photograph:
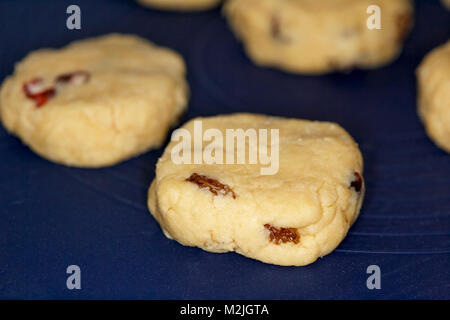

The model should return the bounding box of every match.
[136,0,221,11]
[148,113,365,266]
[224,0,414,74]
[0,34,189,167]
[417,40,450,153]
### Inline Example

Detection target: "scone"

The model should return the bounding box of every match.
[0,34,188,167]
[224,0,414,74]
[417,40,450,153]
[148,113,365,266]
[136,0,221,11]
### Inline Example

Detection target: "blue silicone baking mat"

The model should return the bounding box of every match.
[0,0,449,299]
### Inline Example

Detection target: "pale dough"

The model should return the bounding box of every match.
[417,40,450,153]
[224,0,414,74]
[148,113,365,266]
[0,34,189,167]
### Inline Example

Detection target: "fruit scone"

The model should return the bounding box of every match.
[224,0,414,74]
[148,113,365,266]
[136,0,221,11]
[0,34,189,167]
[417,40,450,153]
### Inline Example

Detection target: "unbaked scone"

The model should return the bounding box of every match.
[0,34,189,167]
[417,40,450,153]
[148,113,365,266]
[136,0,221,11]
[224,0,414,74]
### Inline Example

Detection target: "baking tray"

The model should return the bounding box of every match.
[0,0,449,299]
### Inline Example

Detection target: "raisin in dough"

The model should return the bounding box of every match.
[224,0,413,74]
[148,113,365,266]
[417,40,450,153]
[136,0,221,11]
[0,34,188,167]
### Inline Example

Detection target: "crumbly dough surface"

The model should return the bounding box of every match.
[224,0,413,74]
[417,41,450,153]
[0,34,188,167]
[137,0,221,11]
[148,113,365,266]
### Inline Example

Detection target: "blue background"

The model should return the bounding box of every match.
[0,0,449,299]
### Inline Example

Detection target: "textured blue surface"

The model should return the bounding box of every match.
[0,0,449,299]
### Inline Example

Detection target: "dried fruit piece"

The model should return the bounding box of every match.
[264,224,300,244]
[350,171,363,192]
[396,11,413,42]
[186,173,237,199]
[23,71,90,107]
[23,78,56,107]
[270,13,289,42]
[55,70,90,86]
[23,78,46,96]
[30,88,56,107]
[270,13,281,38]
